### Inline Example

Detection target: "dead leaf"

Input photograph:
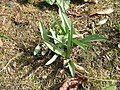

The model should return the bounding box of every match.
[97,8,114,14]
[98,18,108,25]
[67,6,81,17]
[90,8,114,16]
[67,10,81,17]
[0,39,3,47]
[59,76,87,90]
[84,0,98,4]
[60,69,65,76]
[74,64,88,74]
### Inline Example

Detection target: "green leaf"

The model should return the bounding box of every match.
[47,35,66,46]
[116,22,120,32]
[58,6,73,33]
[53,16,65,34]
[39,22,48,41]
[44,41,65,57]
[72,39,88,51]
[51,20,57,29]
[49,28,57,43]
[0,33,9,39]
[56,0,70,11]
[45,0,55,5]
[118,43,120,48]
[34,44,41,55]
[68,60,75,77]
[80,34,106,43]
[72,34,106,51]
[58,5,74,58]
[64,0,71,10]
[45,54,58,65]
[66,26,73,58]
[104,84,116,90]
[57,35,68,46]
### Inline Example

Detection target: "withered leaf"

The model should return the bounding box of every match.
[90,8,114,16]
[84,0,98,4]
[74,64,88,74]
[59,76,87,90]
[98,18,108,25]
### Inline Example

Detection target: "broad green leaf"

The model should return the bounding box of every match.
[104,84,116,90]
[118,43,120,48]
[44,41,65,57]
[39,22,48,41]
[80,34,106,43]
[72,39,88,51]
[45,54,58,65]
[45,0,55,5]
[34,44,41,55]
[68,60,75,77]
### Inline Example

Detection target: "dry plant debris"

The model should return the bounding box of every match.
[84,0,98,4]
[90,8,114,16]
[59,76,87,90]
[0,39,3,47]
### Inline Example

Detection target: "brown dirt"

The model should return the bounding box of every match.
[0,0,120,90]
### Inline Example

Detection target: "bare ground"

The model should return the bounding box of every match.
[0,0,120,90]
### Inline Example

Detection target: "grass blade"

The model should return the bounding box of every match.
[58,6,73,33]
[39,22,48,41]
[104,84,116,90]
[54,17,65,34]
[49,28,57,43]
[80,34,106,43]
[0,33,9,39]
[45,0,55,5]
[58,6,74,58]
[68,60,75,77]
[47,35,67,46]
[45,54,58,65]
[67,27,73,58]
[72,39,88,51]
[44,41,65,57]
[56,0,70,11]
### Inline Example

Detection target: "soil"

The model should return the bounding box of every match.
[0,0,120,90]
